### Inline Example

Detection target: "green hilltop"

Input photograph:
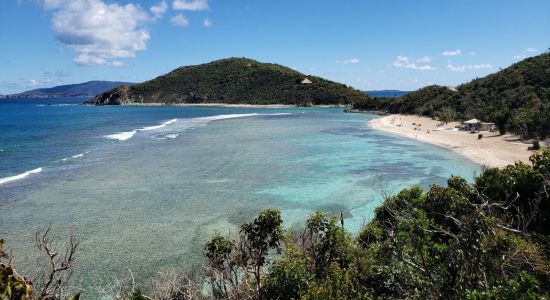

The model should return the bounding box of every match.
[354,53,550,138]
[87,57,372,106]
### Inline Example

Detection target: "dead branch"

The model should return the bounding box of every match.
[35,224,79,300]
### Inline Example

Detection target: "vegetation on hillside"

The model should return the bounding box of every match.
[354,53,550,138]
[88,58,371,106]
[3,148,549,299]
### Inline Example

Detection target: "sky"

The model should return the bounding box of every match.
[0,0,549,94]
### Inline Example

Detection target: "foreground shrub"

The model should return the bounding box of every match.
[533,138,541,150]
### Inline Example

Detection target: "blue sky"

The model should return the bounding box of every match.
[0,0,549,94]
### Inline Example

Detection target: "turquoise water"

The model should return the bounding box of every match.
[0,99,480,292]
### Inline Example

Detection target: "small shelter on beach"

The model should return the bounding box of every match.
[301,77,313,84]
[462,118,495,132]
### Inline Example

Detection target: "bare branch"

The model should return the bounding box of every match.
[35,224,79,299]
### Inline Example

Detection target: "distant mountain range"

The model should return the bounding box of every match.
[364,90,412,98]
[1,81,134,98]
[87,58,372,106]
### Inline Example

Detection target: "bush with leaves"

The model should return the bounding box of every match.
[203,208,283,299]
[0,239,33,299]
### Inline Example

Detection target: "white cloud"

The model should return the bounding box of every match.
[110,60,128,67]
[417,65,436,71]
[441,49,461,56]
[44,0,150,66]
[173,0,208,11]
[27,79,41,88]
[447,62,465,72]
[203,18,212,27]
[447,62,492,72]
[171,14,189,26]
[513,54,527,60]
[468,51,477,56]
[336,58,360,64]
[467,64,492,70]
[415,56,432,63]
[526,47,538,53]
[150,0,168,20]
[393,56,436,71]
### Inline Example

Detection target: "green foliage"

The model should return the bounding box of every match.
[239,208,283,291]
[262,243,310,300]
[476,158,548,234]
[437,107,458,124]
[533,138,541,150]
[302,212,354,278]
[302,263,369,300]
[240,208,283,265]
[0,239,33,300]
[234,150,550,299]
[531,148,550,173]
[90,57,372,106]
[204,233,234,270]
[130,288,147,300]
[65,293,80,300]
[495,111,510,135]
[203,208,283,299]
[354,53,550,138]
[465,272,541,300]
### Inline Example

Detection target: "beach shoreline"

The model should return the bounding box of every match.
[369,114,534,168]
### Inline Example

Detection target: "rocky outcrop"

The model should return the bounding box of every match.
[85,85,133,105]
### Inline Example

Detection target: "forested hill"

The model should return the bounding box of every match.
[87,58,371,106]
[354,53,550,138]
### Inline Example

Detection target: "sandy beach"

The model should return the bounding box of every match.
[369,114,534,168]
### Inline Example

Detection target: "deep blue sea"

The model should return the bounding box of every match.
[0,97,480,293]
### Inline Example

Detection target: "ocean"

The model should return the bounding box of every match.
[0,98,480,293]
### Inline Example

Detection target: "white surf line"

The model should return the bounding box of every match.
[259,112,292,116]
[59,151,91,162]
[104,130,138,141]
[0,167,43,185]
[105,118,179,141]
[193,112,291,122]
[140,118,178,131]
[105,113,292,142]
[36,104,79,107]
[163,134,180,139]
